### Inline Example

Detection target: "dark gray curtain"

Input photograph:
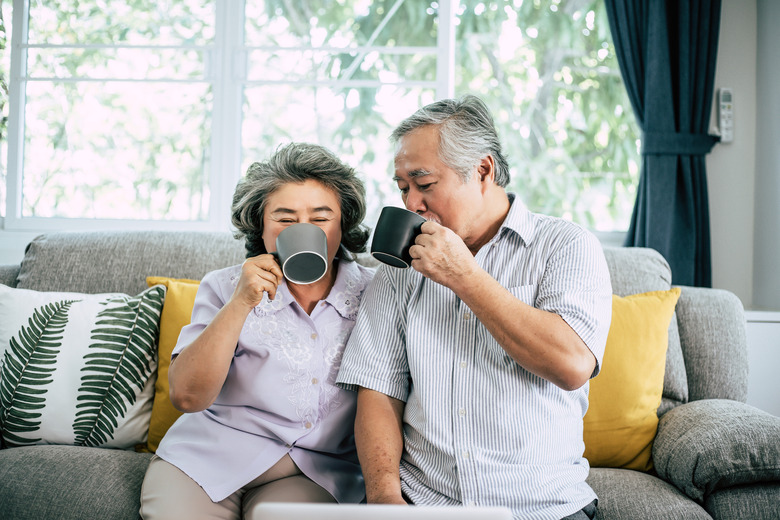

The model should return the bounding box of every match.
[605,0,721,287]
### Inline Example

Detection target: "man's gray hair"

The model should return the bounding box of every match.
[231,142,370,259]
[391,94,510,187]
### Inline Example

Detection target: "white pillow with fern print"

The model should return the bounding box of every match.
[0,284,165,449]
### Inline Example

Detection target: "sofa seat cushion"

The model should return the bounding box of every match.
[704,481,780,520]
[587,468,712,519]
[0,445,153,520]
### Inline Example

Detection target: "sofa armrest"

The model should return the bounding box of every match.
[0,265,20,287]
[652,399,780,502]
[675,286,748,402]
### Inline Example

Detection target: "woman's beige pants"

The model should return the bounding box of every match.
[139,454,335,519]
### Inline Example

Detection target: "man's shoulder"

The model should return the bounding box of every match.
[528,212,598,250]
[357,263,425,309]
[531,210,587,232]
[505,195,595,249]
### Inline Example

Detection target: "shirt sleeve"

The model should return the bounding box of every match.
[336,266,412,402]
[536,227,612,376]
[171,269,230,359]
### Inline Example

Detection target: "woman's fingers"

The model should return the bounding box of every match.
[236,254,284,304]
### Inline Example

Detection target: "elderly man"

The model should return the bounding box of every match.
[337,95,612,520]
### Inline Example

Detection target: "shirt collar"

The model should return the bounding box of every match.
[498,193,536,247]
[253,259,366,320]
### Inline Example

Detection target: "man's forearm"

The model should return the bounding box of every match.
[355,387,407,504]
[454,268,597,391]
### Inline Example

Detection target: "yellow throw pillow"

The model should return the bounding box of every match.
[583,287,681,472]
[140,276,201,453]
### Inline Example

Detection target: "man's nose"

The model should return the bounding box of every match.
[404,189,426,214]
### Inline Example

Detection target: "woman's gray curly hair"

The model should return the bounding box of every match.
[390,94,510,187]
[231,142,370,260]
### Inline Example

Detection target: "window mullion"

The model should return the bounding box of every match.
[210,0,245,231]
[4,0,30,229]
[436,0,456,99]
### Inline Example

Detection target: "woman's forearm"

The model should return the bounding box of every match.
[168,299,252,412]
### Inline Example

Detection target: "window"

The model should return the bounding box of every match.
[1,0,639,233]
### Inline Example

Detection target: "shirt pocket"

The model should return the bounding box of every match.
[508,284,538,306]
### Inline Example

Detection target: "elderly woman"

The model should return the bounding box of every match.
[140,143,375,519]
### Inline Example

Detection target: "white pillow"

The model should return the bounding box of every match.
[0,284,165,449]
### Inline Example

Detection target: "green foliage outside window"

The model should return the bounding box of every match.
[243,0,640,230]
[1,0,639,232]
[455,0,640,229]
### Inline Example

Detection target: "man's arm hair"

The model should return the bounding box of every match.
[355,387,408,505]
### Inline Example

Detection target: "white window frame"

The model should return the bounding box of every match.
[2,0,456,233]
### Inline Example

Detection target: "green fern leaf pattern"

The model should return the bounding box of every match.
[0,300,77,448]
[73,286,164,447]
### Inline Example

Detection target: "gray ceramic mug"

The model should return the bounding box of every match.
[274,223,328,284]
[370,206,426,268]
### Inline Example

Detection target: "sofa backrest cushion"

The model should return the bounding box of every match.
[603,247,688,414]
[13,234,692,415]
[16,231,246,296]
[0,265,19,288]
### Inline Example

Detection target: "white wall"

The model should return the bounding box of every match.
[745,310,780,416]
[707,0,758,308]
[707,0,780,312]
[752,0,780,310]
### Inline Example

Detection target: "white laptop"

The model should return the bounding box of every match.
[254,502,513,520]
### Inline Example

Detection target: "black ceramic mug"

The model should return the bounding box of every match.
[370,206,426,268]
[274,223,328,284]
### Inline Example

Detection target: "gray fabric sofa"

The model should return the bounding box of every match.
[1,230,778,520]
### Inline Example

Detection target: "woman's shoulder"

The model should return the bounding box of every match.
[199,264,243,293]
[322,260,370,320]
[354,260,377,283]
[338,258,376,291]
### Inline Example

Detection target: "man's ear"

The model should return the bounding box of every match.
[477,155,496,185]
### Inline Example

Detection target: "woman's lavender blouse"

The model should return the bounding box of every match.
[155,259,375,503]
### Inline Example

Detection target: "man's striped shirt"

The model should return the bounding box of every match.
[337,195,612,520]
